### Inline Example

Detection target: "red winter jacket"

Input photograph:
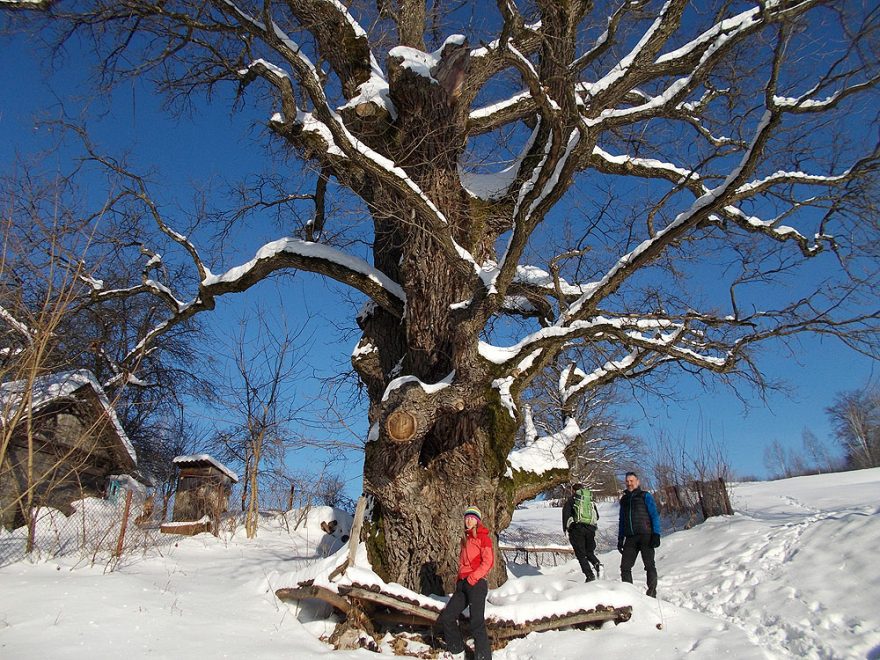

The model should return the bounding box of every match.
[457,522,494,585]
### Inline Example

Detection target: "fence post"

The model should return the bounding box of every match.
[718,477,734,515]
[695,480,710,520]
[115,490,133,558]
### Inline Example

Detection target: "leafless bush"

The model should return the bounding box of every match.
[315,474,355,511]
[651,429,733,529]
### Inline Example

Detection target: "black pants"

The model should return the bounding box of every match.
[568,523,600,579]
[438,578,492,660]
[620,534,657,594]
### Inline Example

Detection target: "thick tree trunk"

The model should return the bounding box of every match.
[363,407,516,594]
[350,38,546,594]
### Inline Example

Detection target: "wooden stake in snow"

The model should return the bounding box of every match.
[329,495,367,582]
[115,490,133,558]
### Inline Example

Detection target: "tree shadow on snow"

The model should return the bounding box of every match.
[507,562,543,578]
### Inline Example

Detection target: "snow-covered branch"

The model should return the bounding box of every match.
[468,89,534,135]
[574,1,822,138]
[506,416,579,479]
[568,0,631,75]
[582,0,689,110]
[0,305,35,345]
[587,128,860,259]
[559,351,645,405]
[466,15,543,100]
[201,238,406,318]
[564,109,781,323]
[480,315,674,369]
[772,73,880,114]
[0,0,53,10]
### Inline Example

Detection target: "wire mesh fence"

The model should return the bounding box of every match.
[499,527,573,568]
[0,490,177,569]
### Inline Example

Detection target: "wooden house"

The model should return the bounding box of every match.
[166,454,238,534]
[0,369,139,530]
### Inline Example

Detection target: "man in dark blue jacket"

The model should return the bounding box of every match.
[617,471,661,597]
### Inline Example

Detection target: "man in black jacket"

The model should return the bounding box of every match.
[618,471,662,597]
[562,483,601,582]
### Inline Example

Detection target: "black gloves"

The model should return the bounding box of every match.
[617,538,624,553]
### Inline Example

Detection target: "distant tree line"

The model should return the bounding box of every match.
[763,385,880,479]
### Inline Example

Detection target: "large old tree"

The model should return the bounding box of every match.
[4,1,879,592]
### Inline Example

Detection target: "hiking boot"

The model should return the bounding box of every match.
[585,574,595,583]
[593,562,602,578]
[646,586,657,598]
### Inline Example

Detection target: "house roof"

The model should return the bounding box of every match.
[173,454,239,483]
[0,369,138,465]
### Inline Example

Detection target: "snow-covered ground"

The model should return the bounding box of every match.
[1,469,878,659]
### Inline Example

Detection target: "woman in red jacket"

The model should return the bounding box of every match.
[437,505,494,660]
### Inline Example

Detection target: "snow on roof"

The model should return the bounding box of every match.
[173,454,239,483]
[0,369,137,465]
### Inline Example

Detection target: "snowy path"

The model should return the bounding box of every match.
[658,480,880,659]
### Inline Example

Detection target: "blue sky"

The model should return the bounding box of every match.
[629,338,876,478]
[1,21,876,491]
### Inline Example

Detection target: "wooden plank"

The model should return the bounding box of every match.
[275,584,352,614]
[488,606,632,640]
[114,490,133,557]
[340,586,442,622]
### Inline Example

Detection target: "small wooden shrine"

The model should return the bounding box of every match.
[163,454,238,535]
